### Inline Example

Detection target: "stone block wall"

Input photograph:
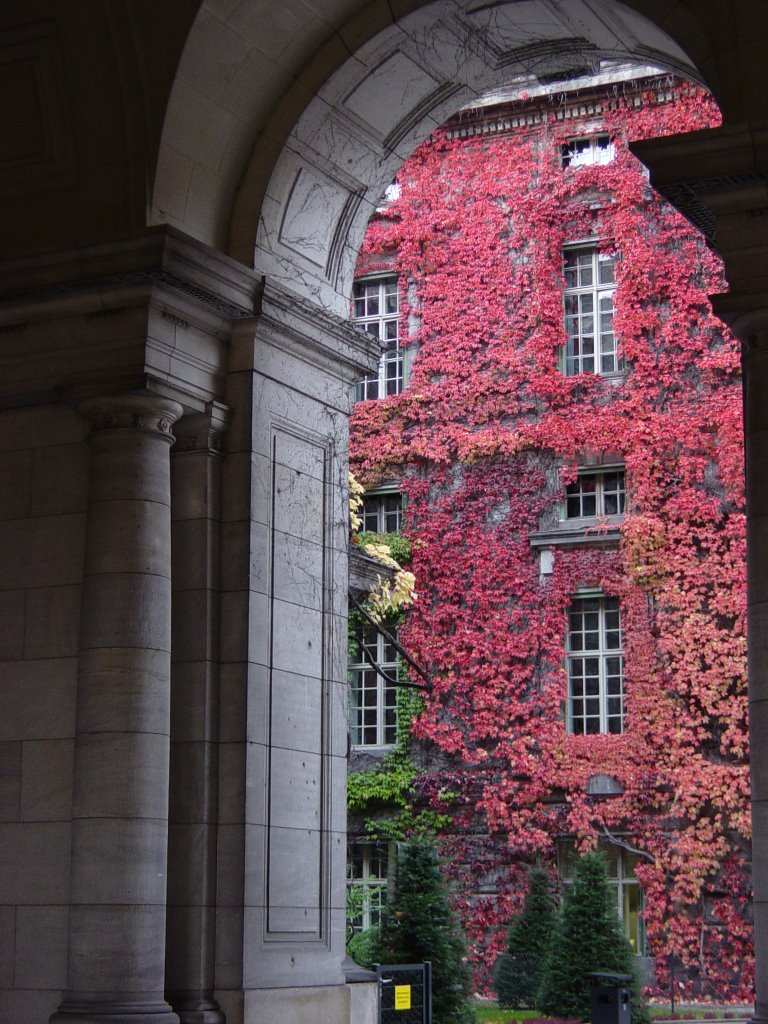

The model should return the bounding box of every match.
[0,403,89,1021]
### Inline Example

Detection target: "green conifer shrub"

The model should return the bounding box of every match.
[494,866,557,1008]
[373,840,476,1024]
[538,851,640,1021]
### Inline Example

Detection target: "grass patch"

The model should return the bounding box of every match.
[475,1008,542,1023]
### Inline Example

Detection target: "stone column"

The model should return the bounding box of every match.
[741,320,768,1024]
[52,392,183,1024]
[165,406,229,1024]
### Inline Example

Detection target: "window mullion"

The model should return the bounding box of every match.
[599,603,608,733]
[377,632,384,745]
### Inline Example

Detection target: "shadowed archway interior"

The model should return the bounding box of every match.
[0,3,768,1024]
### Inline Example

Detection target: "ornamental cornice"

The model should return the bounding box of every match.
[0,226,260,325]
[0,228,254,410]
[251,278,381,383]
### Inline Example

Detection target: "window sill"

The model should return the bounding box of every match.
[529,521,623,548]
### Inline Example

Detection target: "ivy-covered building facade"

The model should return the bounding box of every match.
[347,67,751,1001]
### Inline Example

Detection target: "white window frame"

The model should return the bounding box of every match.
[361,489,403,534]
[558,840,645,954]
[353,275,403,401]
[561,133,615,168]
[347,841,391,933]
[566,593,624,735]
[564,467,626,521]
[349,620,398,748]
[562,246,621,377]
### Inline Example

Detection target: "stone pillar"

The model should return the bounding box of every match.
[165,406,229,1024]
[630,125,768,1023]
[741,320,768,1024]
[52,392,183,1024]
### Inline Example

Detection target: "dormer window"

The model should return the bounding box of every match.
[561,134,615,168]
[566,469,625,519]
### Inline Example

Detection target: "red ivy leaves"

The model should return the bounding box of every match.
[351,84,751,1000]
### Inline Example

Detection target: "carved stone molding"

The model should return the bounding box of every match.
[0,228,251,411]
[0,225,259,317]
[252,278,381,384]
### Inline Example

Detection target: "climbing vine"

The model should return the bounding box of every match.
[350,80,751,1000]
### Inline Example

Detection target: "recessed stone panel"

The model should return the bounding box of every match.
[462,1,569,54]
[263,418,332,941]
[266,824,321,935]
[271,600,323,679]
[269,671,323,754]
[278,166,353,269]
[343,50,441,138]
[0,21,74,194]
[268,749,322,831]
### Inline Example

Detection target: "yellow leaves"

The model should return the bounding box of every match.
[366,562,418,622]
[348,471,365,533]
[361,541,401,571]
[622,513,667,586]
[349,471,417,622]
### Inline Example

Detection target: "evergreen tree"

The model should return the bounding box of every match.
[538,851,639,1021]
[494,866,557,1008]
[374,841,475,1024]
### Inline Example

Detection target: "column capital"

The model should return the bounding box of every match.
[79,392,183,437]
[172,401,231,454]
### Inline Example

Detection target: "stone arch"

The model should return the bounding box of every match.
[153,0,722,295]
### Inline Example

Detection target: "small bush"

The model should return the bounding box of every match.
[347,926,380,969]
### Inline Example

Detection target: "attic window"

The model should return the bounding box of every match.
[561,134,614,168]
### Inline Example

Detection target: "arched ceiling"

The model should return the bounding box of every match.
[153,0,713,315]
[2,0,764,284]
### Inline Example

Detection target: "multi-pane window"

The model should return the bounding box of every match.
[561,134,615,168]
[362,491,402,534]
[559,840,645,954]
[347,842,390,933]
[563,248,620,376]
[565,469,626,519]
[349,621,398,747]
[354,276,402,401]
[567,595,624,735]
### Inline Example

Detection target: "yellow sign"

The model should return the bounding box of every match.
[394,984,412,1011]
